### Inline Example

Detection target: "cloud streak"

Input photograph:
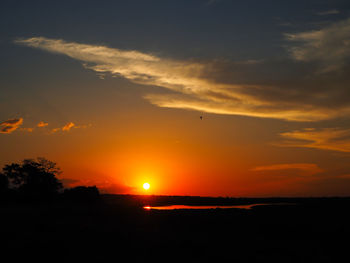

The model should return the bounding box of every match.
[0,118,23,134]
[279,128,350,153]
[51,122,90,133]
[252,163,323,176]
[15,29,350,121]
[316,9,340,16]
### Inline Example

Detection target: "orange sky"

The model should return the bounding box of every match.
[2,1,350,197]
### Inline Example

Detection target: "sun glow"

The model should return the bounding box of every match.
[143,182,150,190]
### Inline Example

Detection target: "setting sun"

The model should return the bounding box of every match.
[143,182,150,190]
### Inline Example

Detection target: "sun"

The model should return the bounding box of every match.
[143,182,150,190]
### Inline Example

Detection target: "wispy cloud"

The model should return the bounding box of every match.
[285,18,350,72]
[20,127,34,132]
[316,9,340,16]
[51,122,74,133]
[0,118,23,134]
[37,121,48,127]
[279,128,350,153]
[51,122,90,133]
[15,34,350,121]
[252,163,323,176]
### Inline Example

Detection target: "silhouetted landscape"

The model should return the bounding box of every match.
[1,159,350,262]
[3,1,350,262]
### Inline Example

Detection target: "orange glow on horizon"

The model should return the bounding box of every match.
[55,128,305,197]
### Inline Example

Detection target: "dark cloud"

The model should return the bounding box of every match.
[60,178,80,188]
[62,178,134,194]
[98,183,136,194]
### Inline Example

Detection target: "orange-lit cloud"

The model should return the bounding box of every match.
[37,121,48,127]
[62,122,75,131]
[143,93,333,121]
[51,128,61,133]
[51,122,90,133]
[279,128,350,153]
[51,122,75,133]
[252,163,323,176]
[337,174,350,179]
[16,27,350,121]
[0,118,23,134]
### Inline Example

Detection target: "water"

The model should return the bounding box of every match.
[143,203,275,210]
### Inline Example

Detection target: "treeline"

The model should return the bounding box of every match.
[0,158,99,202]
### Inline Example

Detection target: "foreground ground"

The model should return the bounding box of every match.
[1,195,349,262]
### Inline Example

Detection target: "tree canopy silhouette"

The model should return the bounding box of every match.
[1,157,62,198]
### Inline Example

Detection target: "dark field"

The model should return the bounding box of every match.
[1,195,349,262]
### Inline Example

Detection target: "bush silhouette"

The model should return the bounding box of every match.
[1,157,62,198]
[0,173,9,195]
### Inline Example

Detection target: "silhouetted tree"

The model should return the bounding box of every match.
[1,157,63,198]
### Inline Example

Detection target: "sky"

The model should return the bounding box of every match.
[1,0,350,196]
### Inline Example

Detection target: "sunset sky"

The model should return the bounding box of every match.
[1,0,350,196]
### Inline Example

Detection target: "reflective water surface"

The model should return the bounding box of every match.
[143,203,279,210]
